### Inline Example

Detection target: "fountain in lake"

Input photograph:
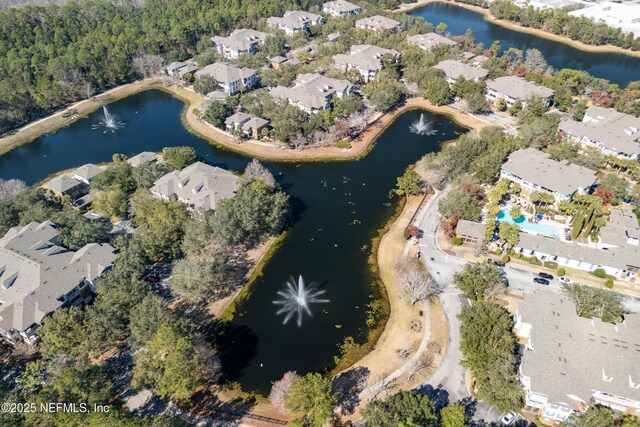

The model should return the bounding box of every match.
[92,106,124,133]
[409,113,437,136]
[273,275,329,327]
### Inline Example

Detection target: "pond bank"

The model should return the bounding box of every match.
[0,76,485,161]
[395,0,640,59]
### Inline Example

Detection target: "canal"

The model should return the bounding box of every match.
[410,2,640,87]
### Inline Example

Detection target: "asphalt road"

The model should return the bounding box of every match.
[412,188,639,425]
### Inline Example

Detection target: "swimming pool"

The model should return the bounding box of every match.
[497,208,560,238]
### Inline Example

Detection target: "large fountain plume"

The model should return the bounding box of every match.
[273,275,329,327]
[92,106,124,133]
[409,113,437,136]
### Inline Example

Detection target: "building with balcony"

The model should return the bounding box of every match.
[500,148,597,204]
[515,290,640,424]
[150,162,239,211]
[558,106,640,160]
[0,221,116,345]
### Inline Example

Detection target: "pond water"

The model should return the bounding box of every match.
[0,90,466,393]
[410,2,640,87]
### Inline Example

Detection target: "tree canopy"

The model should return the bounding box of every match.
[453,263,506,301]
[132,324,204,402]
[459,301,522,412]
[363,391,438,427]
[284,373,336,427]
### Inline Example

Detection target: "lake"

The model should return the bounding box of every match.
[0,90,465,392]
[410,2,640,87]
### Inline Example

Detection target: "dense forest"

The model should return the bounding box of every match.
[0,0,341,133]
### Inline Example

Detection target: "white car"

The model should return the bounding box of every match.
[559,277,572,284]
[501,412,517,425]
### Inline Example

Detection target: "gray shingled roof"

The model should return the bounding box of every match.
[127,152,158,167]
[501,148,597,197]
[73,163,103,182]
[518,290,640,408]
[333,44,400,72]
[267,10,324,30]
[242,117,270,132]
[225,112,252,128]
[487,76,554,100]
[44,175,85,194]
[150,162,239,211]
[558,106,640,156]
[0,221,115,333]
[599,208,640,248]
[323,0,360,13]
[195,63,256,84]
[270,56,288,64]
[270,73,352,110]
[211,29,267,51]
[434,59,488,81]
[456,219,485,240]
[356,15,400,31]
[407,33,456,50]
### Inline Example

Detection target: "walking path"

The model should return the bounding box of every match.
[0,77,486,161]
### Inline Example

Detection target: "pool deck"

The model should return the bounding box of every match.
[497,208,565,239]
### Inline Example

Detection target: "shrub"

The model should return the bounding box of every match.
[452,236,463,246]
[514,253,522,259]
[604,279,614,289]
[502,255,510,263]
[336,140,351,149]
[592,268,607,278]
[543,261,558,269]
[508,249,515,255]
[557,267,566,277]
[528,257,542,266]
[495,248,502,255]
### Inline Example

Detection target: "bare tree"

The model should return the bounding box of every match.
[133,51,164,79]
[81,82,95,100]
[416,152,446,191]
[244,159,276,186]
[308,129,337,147]
[396,341,418,359]
[0,178,28,201]
[398,259,443,305]
[194,335,222,383]
[57,68,84,97]
[290,133,307,150]
[367,375,398,400]
[347,109,371,136]
[407,352,434,381]
[269,370,300,409]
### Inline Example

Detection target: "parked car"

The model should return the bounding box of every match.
[538,272,554,280]
[495,261,506,267]
[534,277,550,285]
[501,412,517,425]
[559,277,572,284]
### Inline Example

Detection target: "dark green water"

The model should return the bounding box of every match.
[411,2,640,87]
[0,90,464,392]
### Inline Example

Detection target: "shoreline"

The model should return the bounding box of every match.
[0,78,484,162]
[394,0,640,59]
